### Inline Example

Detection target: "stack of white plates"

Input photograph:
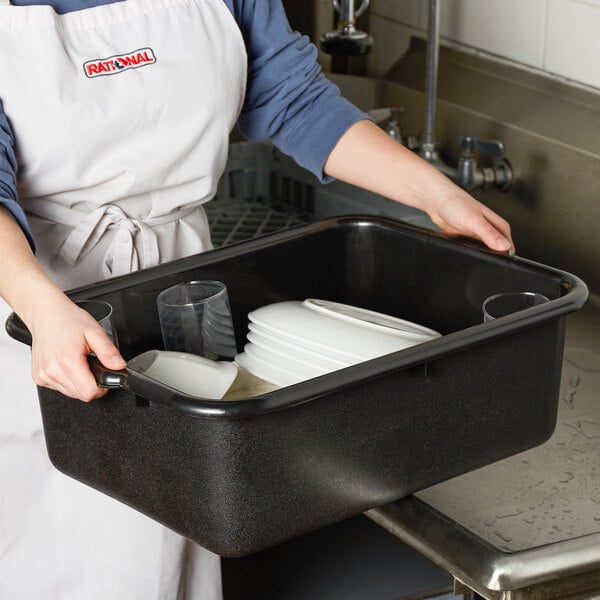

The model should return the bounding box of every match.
[235,299,440,387]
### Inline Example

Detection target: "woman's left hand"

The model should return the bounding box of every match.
[324,119,515,253]
[423,186,514,253]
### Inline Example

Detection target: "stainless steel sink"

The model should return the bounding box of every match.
[326,68,600,599]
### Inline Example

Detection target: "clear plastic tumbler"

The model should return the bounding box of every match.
[156,280,237,360]
[77,300,119,348]
[483,292,549,322]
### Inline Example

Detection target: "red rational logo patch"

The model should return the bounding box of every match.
[83,47,157,78]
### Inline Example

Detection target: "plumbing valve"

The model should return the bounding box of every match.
[367,106,405,145]
[386,107,404,145]
[320,0,373,56]
[457,135,513,192]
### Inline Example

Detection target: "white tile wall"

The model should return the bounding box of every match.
[431,0,546,68]
[365,0,600,91]
[546,0,600,88]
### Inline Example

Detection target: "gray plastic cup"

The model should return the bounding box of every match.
[77,300,119,348]
[156,280,237,360]
[483,292,550,322]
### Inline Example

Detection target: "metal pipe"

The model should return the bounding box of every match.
[333,0,370,22]
[339,0,354,25]
[423,0,440,146]
[412,0,512,190]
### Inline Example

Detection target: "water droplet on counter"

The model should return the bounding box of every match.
[562,390,577,409]
[558,471,575,484]
[570,373,581,387]
[495,509,525,520]
[493,530,512,544]
[565,419,600,439]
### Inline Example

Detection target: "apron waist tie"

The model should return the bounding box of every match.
[20,199,200,277]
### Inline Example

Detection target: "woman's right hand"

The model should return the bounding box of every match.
[0,206,125,401]
[28,293,126,402]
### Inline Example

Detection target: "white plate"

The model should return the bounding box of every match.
[248,320,366,362]
[245,342,329,380]
[248,302,423,361]
[303,299,441,340]
[131,350,238,399]
[247,326,352,370]
[234,352,298,387]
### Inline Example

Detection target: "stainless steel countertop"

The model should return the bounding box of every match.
[368,295,600,598]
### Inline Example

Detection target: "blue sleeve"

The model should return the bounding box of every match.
[0,103,35,251]
[225,0,369,182]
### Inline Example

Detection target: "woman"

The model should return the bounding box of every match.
[0,0,513,598]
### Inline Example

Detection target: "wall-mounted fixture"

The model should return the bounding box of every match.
[419,0,513,192]
[320,0,373,73]
[369,0,513,192]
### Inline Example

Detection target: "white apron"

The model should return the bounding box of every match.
[0,0,247,598]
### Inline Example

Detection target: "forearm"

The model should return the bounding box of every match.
[1,99,36,249]
[324,120,454,214]
[0,206,65,327]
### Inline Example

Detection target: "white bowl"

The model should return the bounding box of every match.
[303,299,441,341]
[131,350,238,398]
[248,301,430,361]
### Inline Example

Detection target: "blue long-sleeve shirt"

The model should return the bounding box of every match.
[1,0,367,248]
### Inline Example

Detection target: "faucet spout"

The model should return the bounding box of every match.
[422,0,441,148]
[419,0,457,181]
[415,0,514,192]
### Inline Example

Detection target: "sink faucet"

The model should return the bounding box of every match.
[417,0,513,192]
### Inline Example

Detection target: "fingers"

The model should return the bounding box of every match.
[32,351,108,402]
[431,193,515,254]
[31,322,125,403]
[481,207,514,252]
[85,328,127,371]
[472,212,514,253]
